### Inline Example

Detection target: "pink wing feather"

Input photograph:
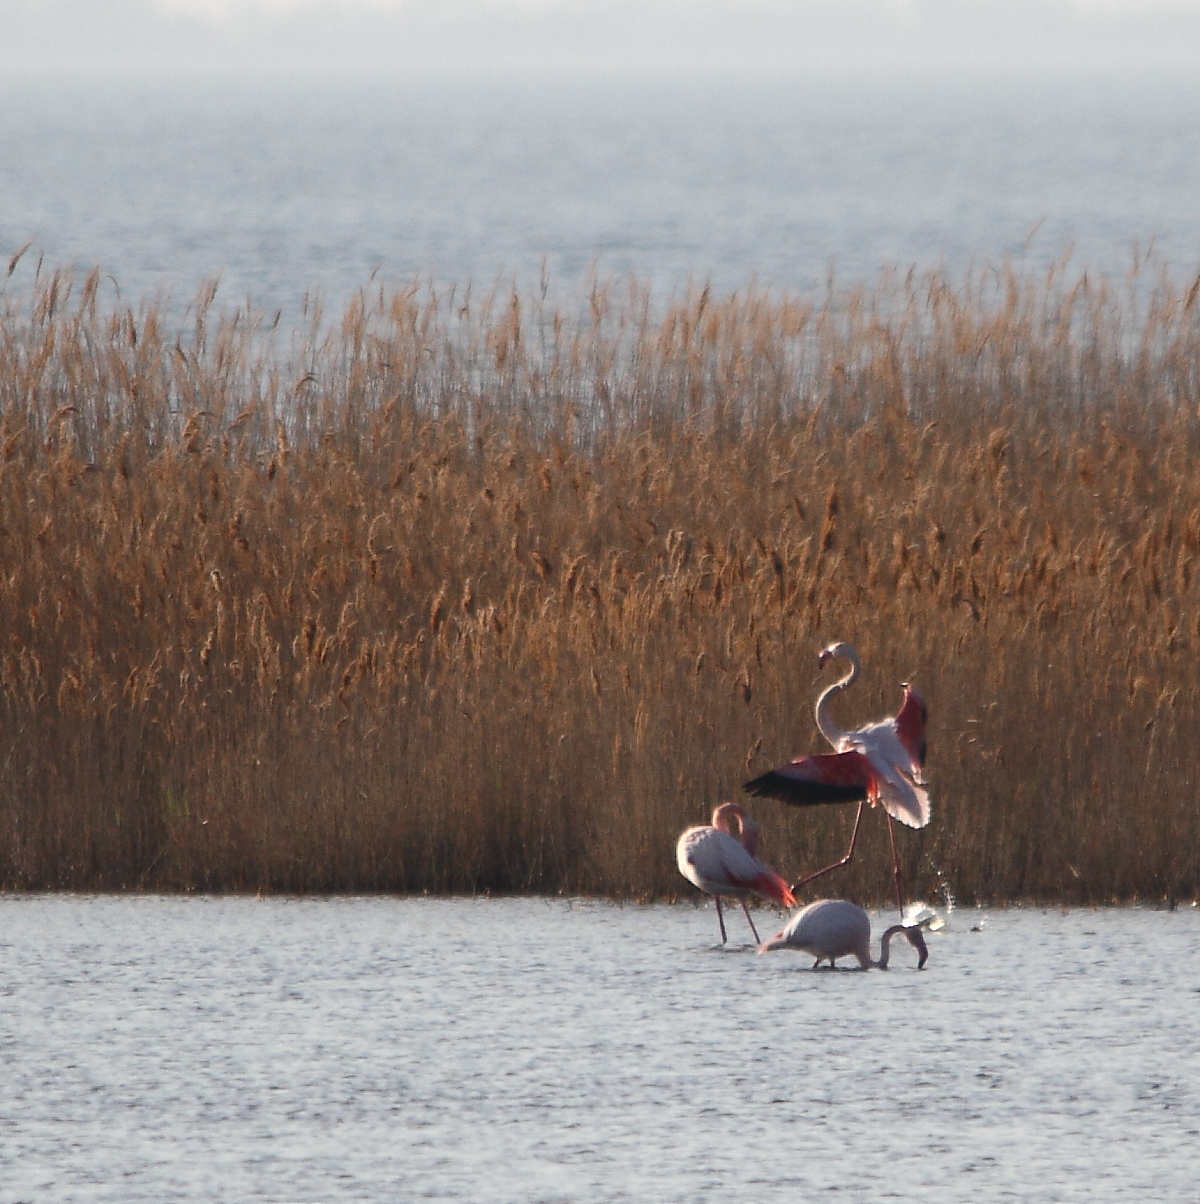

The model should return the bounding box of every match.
[743,750,873,807]
[894,683,928,775]
[710,833,797,907]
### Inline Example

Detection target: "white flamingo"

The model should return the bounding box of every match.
[676,802,797,944]
[757,898,929,969]
[743,641,930,912]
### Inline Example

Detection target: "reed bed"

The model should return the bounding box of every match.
[1,258,1198,904]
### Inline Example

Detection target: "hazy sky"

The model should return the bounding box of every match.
[5,0,1200,73]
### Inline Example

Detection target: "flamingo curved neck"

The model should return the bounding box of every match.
[712,802,759,854]
[814,649,859,748]
[875,925,901,969]
[875,923,926,969]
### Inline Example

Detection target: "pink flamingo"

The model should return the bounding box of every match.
[743,641,930,913]
[676,802,797,944]
[757,899,928,969]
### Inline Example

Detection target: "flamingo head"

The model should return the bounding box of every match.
[711,801,759,854]
[903,924,929,969]
[819,641,857,669]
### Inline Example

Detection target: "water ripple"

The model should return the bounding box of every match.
[1,896,1198,1202]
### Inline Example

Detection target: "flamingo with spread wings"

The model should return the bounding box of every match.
[676,802,797,945]
[742,641,930,913]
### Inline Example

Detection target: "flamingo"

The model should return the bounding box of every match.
[757,898,928,969]
[742,641,930,914]
[676,802,797,944]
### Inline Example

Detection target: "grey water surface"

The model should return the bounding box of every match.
[1,895,1197,1203]
[2,65,1200,324]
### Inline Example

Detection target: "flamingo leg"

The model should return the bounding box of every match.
[885,809,905,916]
[790,801,864,894]
[715,895,728,944]
[739,899,762,944]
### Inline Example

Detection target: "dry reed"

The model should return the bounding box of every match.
[1,257,1199,904]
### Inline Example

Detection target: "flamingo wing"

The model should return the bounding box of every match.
[743,750,872,807]
[868,765,931,828]
[894,683,928,773]
[851,717,932,829]
[709,833,797,906]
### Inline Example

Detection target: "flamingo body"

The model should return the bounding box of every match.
[757,898,928,969]
[675,826,792,905]
[676,802,796,943]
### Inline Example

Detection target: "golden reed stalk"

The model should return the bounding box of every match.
[1,259,1198,902]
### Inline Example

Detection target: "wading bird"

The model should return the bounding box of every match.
[676,802,797,945]
[742,641,930,914]
[757,898,928,969]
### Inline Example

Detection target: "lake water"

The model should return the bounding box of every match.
[2,65,1200,323]
[2,896,1198,1202]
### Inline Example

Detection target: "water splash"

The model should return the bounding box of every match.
[904,870,957,931]
[902,901,948,931]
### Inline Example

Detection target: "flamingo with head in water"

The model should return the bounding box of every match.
[676,802,797,944]
[757,898,928,969]
[742,641,930,914]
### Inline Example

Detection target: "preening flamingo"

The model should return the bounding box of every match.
[742,641,930,913]
[757,898,928,969]
[676,802,797,944]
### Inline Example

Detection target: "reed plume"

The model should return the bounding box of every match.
[1,259,1198,903]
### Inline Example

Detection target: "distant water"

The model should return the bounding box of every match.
[2,66,1200,322]
[2,896,1198,1202]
